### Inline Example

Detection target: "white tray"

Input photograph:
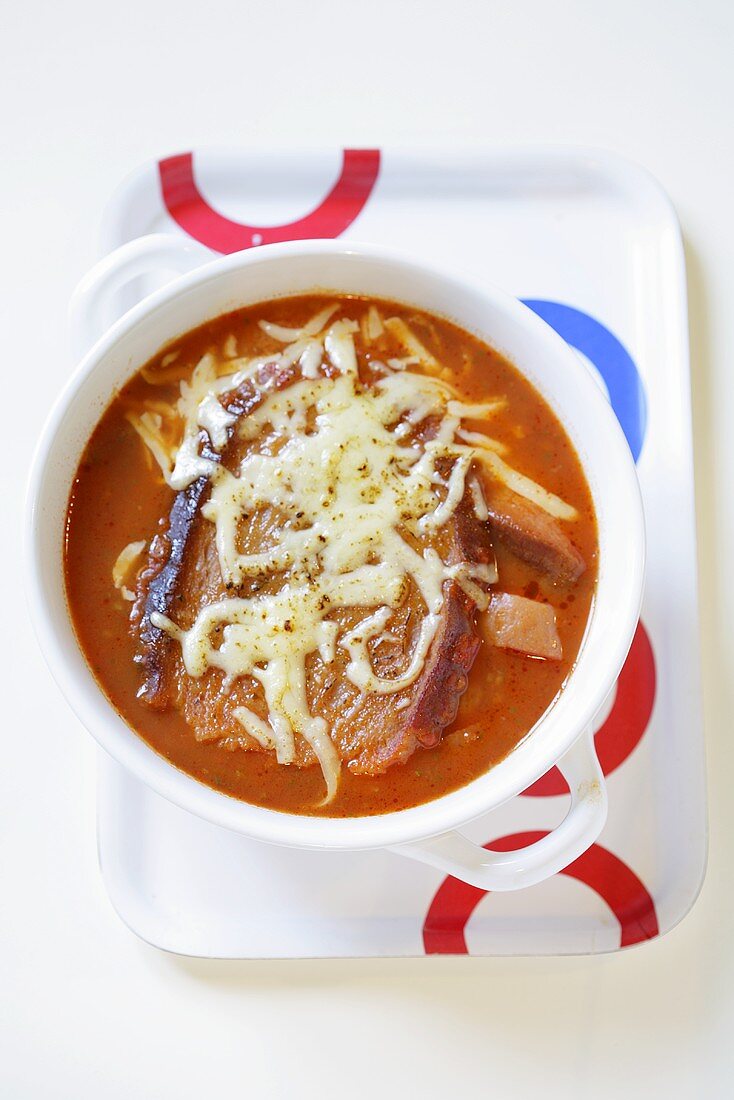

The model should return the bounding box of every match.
[95,147,706,957]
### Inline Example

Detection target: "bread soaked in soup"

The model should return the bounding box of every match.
[64,295,598,817]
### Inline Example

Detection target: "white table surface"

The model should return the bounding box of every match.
[2,1,732,1096]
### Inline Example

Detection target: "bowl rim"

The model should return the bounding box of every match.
[25,238,645,850]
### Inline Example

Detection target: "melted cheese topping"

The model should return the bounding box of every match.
[131,308,575,802]
[112,540,146,602]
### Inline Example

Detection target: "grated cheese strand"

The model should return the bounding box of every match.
[112,540,146,602]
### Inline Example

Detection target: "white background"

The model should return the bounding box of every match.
[1,1,732,1097]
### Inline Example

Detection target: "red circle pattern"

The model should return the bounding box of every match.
[423,832,660,954]
[158,149,380,254]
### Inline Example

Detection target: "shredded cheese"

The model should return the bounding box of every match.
[112,539,146,602]
[126,411,175,482]
[447,399,506,418]
[469,476,489,521]
[384,316,441,373]
[361,305,384,343]
[125,303,578,801]
[197,394,237,450]
[258,304,339,343]
[479,450,578,520]
[456,427,508,455]
[153,364,498,802]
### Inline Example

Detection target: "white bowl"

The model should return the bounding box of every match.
[25,236,645,891]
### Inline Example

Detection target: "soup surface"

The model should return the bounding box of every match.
[65,294,597,817]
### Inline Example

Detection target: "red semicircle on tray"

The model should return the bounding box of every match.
[523,620,656,797]
[158,149,381,253]
[423,832,659,954]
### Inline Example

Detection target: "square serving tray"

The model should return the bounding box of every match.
[94,147,706,957]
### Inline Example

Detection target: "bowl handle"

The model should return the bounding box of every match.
[390,728,607,891]
[69,234,213,358]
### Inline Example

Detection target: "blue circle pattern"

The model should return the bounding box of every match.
[521,300,647,463]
